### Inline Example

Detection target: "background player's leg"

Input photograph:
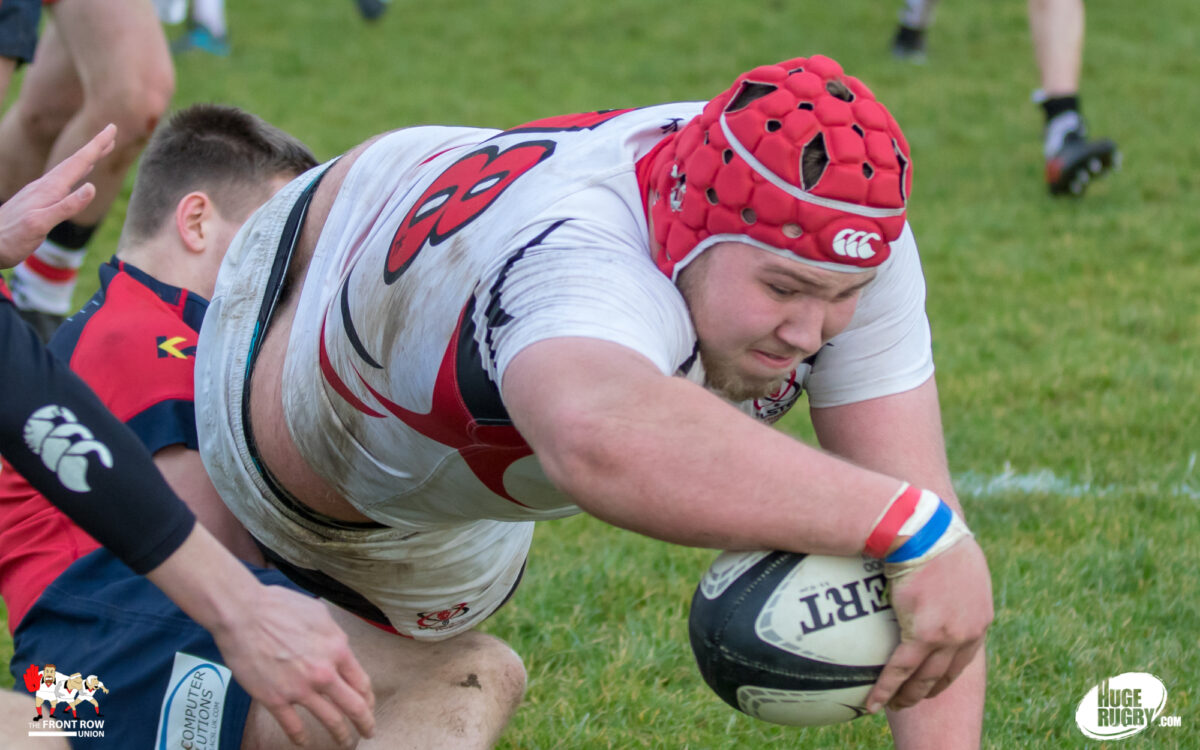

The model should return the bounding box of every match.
[1029,0,1083,96]
[241,608,526,749]
[0,0,173,333]
[0,691,70,749]
[0,21,83,206]
[891,0,940,61]
[34,0,174,227]
[1029,0,1118,196]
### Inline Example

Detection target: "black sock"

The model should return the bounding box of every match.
[46,219,98,251]
[895,25,924,45]
[1041,95,1080,125]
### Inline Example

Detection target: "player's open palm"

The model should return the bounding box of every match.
[0,125,115,268]
[868,538,993,712]
[210,584,376,748]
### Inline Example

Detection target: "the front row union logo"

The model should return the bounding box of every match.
[1075,672,1183,740]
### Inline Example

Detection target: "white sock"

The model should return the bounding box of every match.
[192,0,227,37]
[899,0,939,29]
[1044,111,1083,160]
[11,240,87,315]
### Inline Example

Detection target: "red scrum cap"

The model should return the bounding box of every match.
[641,55,912,279]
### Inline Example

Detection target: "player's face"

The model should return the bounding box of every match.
[678,241,875,402]
[43,666,55,681]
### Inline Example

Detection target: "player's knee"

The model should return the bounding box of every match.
[88,73,174,144]
[9,96,75,148]
[424,631,527,712]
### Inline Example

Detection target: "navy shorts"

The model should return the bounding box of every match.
[0,0,40,64]
[9,549,307,748]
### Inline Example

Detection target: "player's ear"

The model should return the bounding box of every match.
[175,191,215,253]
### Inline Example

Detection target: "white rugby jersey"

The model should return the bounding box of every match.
[283,104,933,527]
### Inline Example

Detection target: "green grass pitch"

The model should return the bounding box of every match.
[2,0,1197,747]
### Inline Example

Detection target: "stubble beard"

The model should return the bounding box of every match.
[697,342,788,403]
[677,255,787,404]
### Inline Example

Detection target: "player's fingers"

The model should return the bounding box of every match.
[40,184,98,227]
[297,690,354,749]
[324,668,376,740]
[48,124,117,185]
[865,641,929,713]
[887,647,954,710]
[266,702,309,747]
[926,639,984,700]
[338,651,376,715]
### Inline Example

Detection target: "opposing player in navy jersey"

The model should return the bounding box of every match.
[2,107,520,749]
[186,56,994,747]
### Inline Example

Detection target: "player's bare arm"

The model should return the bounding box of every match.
[503,341,990,720]
[504,336,906,552]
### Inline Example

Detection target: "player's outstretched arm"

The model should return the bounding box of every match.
[0,124,116,268]
[146,523,376,748]
[503,338,905,554]
[505,339,992,732]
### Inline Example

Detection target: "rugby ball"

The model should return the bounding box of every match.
[688,551,900,726]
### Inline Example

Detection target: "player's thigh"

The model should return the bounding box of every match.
[47,0,171,98]
[4,20,84,135]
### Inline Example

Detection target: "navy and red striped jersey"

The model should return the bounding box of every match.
[0,258,205,634]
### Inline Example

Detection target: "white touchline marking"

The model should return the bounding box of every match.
[953,455,1199,500]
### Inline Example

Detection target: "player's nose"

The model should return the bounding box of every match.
[775,301,824,357]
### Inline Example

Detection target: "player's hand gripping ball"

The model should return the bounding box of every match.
[688,552,900,726]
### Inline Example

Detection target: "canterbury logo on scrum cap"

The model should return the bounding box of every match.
[23,405,113,493]
[832,228,882,259]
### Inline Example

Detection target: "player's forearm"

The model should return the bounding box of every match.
[528,371,902,555]
[144,522,266,635]
[0,302,196,573]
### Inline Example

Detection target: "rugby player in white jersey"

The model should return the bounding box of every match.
[195,55,994,748]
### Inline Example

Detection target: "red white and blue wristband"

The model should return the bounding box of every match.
[864,484,972,577]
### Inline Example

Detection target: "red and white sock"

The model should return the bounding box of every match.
[11,240,88,315]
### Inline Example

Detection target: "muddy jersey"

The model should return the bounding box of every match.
[282,104,933,528]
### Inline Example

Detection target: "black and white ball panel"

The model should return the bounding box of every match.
[689,551,900,726]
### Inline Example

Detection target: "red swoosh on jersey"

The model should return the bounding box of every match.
[319,305,533,505]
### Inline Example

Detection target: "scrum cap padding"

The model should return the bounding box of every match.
[643,55,912,279]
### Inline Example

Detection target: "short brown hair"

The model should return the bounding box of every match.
[122,104,317,242]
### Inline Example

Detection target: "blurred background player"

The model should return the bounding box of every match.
[163,0,389,57]
[166,0,231,56]
[889,0,1119,196]
[0,105,525,749]
[0,0,40,103]
[0,0,174,341]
